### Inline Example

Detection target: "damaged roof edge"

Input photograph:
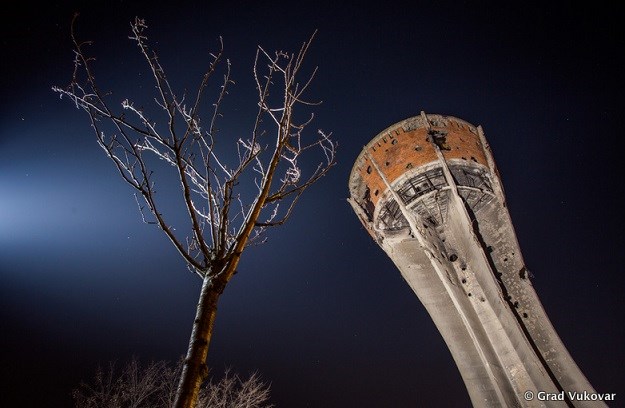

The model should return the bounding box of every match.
[348,113,480,198]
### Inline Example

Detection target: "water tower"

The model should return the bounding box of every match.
[348,112,603,407]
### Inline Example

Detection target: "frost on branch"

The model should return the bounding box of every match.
[52,16,335,279]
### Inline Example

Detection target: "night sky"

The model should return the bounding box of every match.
[2,1,624,407]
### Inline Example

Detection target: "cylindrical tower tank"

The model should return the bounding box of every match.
[348,112,603,407]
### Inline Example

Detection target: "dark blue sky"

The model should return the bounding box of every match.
[2,1,624,407]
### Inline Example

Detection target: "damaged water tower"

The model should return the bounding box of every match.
[348,112,603,407]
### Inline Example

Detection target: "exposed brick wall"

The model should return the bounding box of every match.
[353,116,487,206]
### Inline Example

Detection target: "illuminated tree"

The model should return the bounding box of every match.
[73,358,272,408]
[54,15,335,408]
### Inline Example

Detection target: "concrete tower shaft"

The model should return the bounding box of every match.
[348,113,603,407]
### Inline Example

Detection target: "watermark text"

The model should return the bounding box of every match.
[523,390,615,402]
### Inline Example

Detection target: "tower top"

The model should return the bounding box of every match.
[349,112,487,210]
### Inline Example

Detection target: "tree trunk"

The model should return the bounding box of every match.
[174,159,275,408]
[173,273,225,408]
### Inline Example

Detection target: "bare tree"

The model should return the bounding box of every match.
[72,362,125,408]
[73,358,272,408]
[54,14,335,408]
[72,359,165,408]
[200,370,271,408]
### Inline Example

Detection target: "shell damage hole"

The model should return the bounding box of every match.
[519,267,529,280]
[428,130,451,150]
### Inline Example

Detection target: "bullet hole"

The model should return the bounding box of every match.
[461,278,467,284]
[406,163,413,169]
[480,297,485,302]
[461,265,467,271]
[486,246,493,253]
[503,257,508,262]
[471,156,477,162]
[468,293,472,297]
[366,166,372,174]
[519,267,528,280]
[513,301,519,309]
[522,313,528,318]
[414,145,422,151]
[391,139,398,145]
[461,156,466,160]
[385,161,390,166]
[374,190,379,196]
[449,254,458,262]
[423,223,429,229]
